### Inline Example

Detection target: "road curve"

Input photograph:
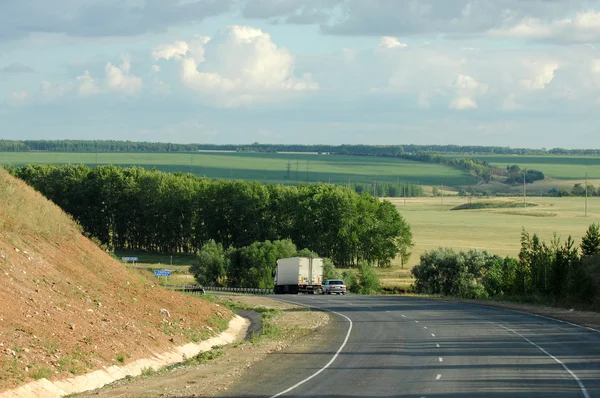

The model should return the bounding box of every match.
[215,295,600,398]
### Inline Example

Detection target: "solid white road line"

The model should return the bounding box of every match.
[424,326,428,329]
[431,333,436,337]
[269,302,353,398]
[493,322,590,398]
[436,374,442,380]
[415,320,419,323]
[402,314,406,318]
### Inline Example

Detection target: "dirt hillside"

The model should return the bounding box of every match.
[0,168,232,392]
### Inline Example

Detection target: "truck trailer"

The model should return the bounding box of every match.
[274,257,323,294]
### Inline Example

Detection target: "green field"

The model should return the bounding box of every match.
[0,151,471,187]
[444,154,600,180]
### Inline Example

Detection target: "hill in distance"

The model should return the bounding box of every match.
[0,167,231,392]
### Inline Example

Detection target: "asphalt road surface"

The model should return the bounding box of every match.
[215,295,600,398]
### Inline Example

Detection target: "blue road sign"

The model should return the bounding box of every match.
[154,270,171,277]
[122,257,139,262]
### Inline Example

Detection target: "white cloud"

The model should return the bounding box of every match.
[76,70,100,96]
[449,96,478,110]
[152,41,190,61]
[41,80,70,101]
[378,36,407,49]
[105,57,143,95]
[11,91,29,102]
[487,10,600,43]
[352,38,600,112]
[519,61,559,90]
[448,74,488,110]
[155,25,318,107]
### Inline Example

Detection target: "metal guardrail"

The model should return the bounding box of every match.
[205,286,274,295]
[163,284,274,295]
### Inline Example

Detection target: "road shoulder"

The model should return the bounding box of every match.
[71,295,331,398]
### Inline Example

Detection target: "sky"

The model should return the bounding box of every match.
[2,0,600,148]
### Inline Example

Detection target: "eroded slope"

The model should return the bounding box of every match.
[0,168,231,391]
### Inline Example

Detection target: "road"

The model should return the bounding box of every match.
[215,295,600,398]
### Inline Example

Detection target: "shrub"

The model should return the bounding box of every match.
[357,262,381,294]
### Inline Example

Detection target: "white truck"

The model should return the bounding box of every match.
[273,257,323,294]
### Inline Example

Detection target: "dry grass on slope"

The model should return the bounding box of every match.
[0,168,232,391]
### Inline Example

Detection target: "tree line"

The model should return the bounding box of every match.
[504,165,545,184]
[7,164,413,267]
[547,183,600,197]
[411,224,600,307]
[348,181,424,198]
[191,237,383,293]
[3,139,600,156]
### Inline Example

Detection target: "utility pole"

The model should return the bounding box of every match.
[585,173,589,217]
[523,172,527,208]
[306,160,309,182]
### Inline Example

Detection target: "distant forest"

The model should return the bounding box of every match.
[1,139,600,156]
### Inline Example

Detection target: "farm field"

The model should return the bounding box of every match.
[376,195,600,289]
[0,151,471,187]
[391,196,600,268]
[443,154,600,180]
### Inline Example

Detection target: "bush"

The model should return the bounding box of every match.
[342,270,358,293]
[323,258,340,280]
[412,247,504,298]
[190,240,227,286]
[356,262,381,294]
